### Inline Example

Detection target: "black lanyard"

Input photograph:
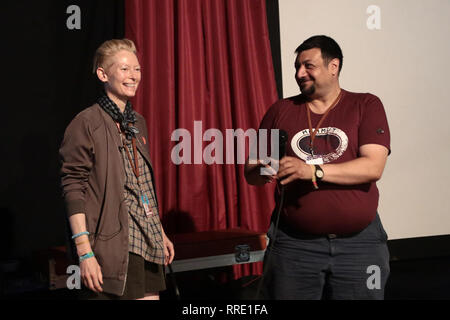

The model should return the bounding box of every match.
[116,123,140,179]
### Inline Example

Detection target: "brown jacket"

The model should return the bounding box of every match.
[59,104,157,296]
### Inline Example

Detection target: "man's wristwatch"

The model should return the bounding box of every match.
[314,165,324,180]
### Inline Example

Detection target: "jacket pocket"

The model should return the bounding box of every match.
[95,199,126,241]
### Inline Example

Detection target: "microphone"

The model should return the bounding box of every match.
[278,129,288,160]
[277,130,288,188]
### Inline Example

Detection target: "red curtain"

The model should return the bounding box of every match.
[125,0,278,279]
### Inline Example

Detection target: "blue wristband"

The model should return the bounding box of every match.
[79,251,95,263]
[71,231,89,240]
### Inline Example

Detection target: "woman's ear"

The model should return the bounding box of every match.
[96,67,108,83]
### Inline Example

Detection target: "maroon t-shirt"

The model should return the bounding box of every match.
[259,89,390,235]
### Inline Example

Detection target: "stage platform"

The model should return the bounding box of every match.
[36,228,268,290]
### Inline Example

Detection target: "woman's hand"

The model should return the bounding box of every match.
[80,256,103,293]
[162,232,175,265]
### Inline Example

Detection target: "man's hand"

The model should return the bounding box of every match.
[277,156,312,185]
[277,144,389,186]
[80,256,103,293]
[244,158,278,185]
[256,159,278,183]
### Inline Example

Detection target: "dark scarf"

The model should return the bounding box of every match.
[97,93,139,140]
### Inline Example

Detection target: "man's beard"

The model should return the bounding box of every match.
[300,82,315,96]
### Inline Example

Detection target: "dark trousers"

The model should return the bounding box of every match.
[263,214,390,300]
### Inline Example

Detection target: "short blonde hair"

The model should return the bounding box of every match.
[92,38,137,73]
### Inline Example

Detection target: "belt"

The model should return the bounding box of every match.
[277,223,354,240]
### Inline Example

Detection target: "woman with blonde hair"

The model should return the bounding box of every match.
[60,39,174,300]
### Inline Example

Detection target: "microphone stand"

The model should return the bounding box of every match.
[255,129,288,299]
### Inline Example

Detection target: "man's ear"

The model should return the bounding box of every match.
[96,67,108,83]
[329,58,340,76]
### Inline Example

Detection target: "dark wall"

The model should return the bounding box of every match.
[1,0,124,260]
[265,0,282,99]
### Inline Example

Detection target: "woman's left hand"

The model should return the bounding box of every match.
[162,232,175,265]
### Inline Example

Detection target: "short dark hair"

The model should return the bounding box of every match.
[295,35,343,74]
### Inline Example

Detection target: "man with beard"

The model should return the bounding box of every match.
[245,35,391,299]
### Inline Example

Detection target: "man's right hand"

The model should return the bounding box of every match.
[80,256,103,293]
[244,158,278,185]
